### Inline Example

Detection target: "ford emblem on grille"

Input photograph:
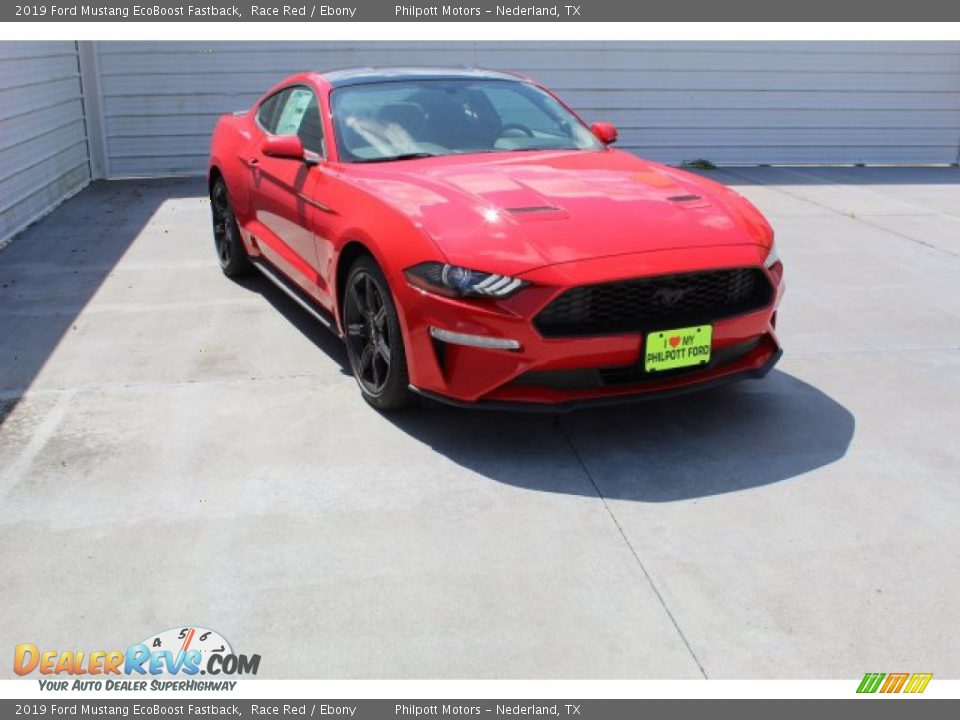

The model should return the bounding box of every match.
[652,286,688,306]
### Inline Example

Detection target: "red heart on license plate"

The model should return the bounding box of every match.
[669,336,681,347]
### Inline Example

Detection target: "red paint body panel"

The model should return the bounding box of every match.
[209,70,783,408]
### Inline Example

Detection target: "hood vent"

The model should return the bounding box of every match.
[507,205,561,214]
[667,194,702,202]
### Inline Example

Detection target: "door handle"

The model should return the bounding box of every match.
[241,156,259,167]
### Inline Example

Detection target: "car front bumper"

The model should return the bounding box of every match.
[392,245,784,409]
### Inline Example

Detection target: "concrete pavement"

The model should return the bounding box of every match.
[0,168,958,678]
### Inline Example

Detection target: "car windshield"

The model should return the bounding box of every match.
[330,78,603,162]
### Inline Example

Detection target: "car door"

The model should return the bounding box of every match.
[246,85,324,294]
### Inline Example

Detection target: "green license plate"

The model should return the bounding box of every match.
[643,324,713,373]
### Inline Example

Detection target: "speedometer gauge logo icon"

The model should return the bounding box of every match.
[138,626,234,676]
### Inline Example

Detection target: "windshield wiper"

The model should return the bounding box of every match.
[506,146,580,152]
[355,152,437,163]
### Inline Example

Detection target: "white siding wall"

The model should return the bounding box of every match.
[95,40,960,176]
[0,41,90,244]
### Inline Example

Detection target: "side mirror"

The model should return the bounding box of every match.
[260,135,306,161]
[590,122,618,145]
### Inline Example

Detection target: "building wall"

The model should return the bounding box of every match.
[0,41,91,245]
[1,40,959,246]
[94,40,960,176]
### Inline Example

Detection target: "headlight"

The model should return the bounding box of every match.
[764,244,780,269]
[405,262,528,299]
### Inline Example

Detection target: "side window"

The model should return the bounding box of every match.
[275,87,324,155]
[256,89,288,134]
[296,95,324,156]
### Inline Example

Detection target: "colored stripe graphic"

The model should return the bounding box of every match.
[880,673,909,693]
[857,672,932,694]
[857,673,886,693]
[904,673,933,694]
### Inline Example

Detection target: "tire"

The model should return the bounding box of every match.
[342,256,415,411]
[210,177,253,278]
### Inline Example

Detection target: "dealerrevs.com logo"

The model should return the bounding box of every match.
[14,626,260,691]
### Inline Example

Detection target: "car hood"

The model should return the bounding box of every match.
[343,149,773,276]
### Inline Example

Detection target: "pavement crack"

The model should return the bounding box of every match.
[788,345,960,358]
[555,418,708,679]
[0,372,337,401]
[0,389,75,501]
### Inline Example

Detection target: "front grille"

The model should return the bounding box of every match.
[534,267,772,338]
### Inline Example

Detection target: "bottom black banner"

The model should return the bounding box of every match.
[1,699,957,720]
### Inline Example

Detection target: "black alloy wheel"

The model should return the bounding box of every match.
[210,178,252,278]
[342,256,413,410]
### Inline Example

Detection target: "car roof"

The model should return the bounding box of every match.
[317,67,527,88]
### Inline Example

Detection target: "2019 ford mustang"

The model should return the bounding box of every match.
[208,68,784,411]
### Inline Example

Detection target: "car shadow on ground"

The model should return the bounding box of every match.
[244,273,855,503]
[388,371,855,502]
[234,272,353,372]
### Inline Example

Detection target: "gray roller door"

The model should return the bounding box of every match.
[0,41,91,245]
[88,40,960,175]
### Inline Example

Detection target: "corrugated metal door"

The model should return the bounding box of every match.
[0,41,91,243]
[93,41,960,176]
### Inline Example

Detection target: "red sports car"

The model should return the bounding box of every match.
[208,68,783,411]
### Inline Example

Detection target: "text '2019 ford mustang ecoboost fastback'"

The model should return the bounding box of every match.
[208,68,784,411]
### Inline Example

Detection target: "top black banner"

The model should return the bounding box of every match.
[6,0,960,22]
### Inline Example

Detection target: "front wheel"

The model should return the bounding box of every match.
[342,256,415,411]
[210,178,253,278]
